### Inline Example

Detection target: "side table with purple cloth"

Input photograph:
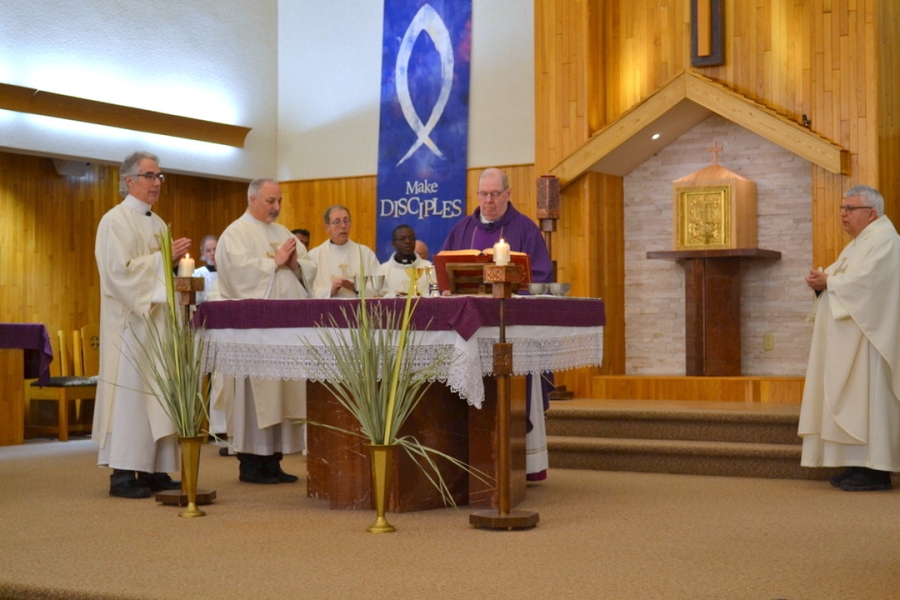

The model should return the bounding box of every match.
[0,323,53,386]
[0,323,54,446]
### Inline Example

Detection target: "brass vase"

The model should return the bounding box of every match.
[178,435,206,518]
[366,444,397,533]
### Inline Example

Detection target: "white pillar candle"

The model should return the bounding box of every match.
[178,254,195,277]
[493,239,510,266]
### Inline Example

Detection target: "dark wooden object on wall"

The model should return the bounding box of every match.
[647,248,780,376]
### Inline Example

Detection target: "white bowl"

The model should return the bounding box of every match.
[527,283,548,295]
[548,282,571,296]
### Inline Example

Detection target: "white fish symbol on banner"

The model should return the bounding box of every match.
[394,4,454,166]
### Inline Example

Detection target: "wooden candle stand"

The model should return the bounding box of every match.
[470,264,539,530]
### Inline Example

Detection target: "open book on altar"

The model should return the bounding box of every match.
[433,249,531,294]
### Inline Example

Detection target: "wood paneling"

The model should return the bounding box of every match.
[0,150,248,444]
[591,375,805,404]
[535,0,899,379]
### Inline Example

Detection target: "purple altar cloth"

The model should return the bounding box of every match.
[0,323,53,385]
[194,296,605,341]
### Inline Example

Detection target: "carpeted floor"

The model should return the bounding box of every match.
[1,437,899,600]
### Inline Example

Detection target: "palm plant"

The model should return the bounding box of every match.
[126,225,210,437]
[304,265,490,506]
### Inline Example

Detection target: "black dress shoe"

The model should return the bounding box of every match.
[264,454,298,483]
[109,479,153,499]
[839,468,892,491]
[137,472,181,492]
[237,453,280,484]
[830,467,862,488]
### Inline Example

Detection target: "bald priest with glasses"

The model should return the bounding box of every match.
[439,168,552,284]
[439,167,554,482]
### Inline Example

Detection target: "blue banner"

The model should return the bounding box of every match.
[375,0,472,261]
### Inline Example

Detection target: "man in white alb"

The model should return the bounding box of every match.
[93,151,190,498]
[799,184,900,491]
[307,205,381,298]
[214,178,317,484]
[380,224,432,296]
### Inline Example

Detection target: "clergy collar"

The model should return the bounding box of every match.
[205,265,217,272]
[122,194,153,216]
[392,253,417,265]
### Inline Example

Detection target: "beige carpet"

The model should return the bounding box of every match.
[1,437,900,600]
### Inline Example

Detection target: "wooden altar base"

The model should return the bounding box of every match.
[306,378,527,513]
[590,375,804,404]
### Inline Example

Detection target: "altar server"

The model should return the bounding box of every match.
[93,151,190,498]
[214,178,316,484]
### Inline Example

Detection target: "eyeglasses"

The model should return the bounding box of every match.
[839,205,873,212]
[132,172,166,182]
[476,189,508,200]
[328,218,351,227]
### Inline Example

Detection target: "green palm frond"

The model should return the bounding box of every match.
[123,226,212,438]
[300,256,492,506]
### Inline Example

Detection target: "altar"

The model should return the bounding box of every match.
[195,296,604,511]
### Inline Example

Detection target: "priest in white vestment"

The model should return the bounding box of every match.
[380,224,432,297]
[799,184,900,491]
[93,151,191,499]
[213,178,317,484]
[307,205,381,298]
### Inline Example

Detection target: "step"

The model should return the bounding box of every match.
[547,435,831,480]
[545,406,801,445]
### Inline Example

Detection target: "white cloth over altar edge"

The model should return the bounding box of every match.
[201,324,604,409]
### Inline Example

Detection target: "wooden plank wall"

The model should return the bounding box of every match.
[0,151,249,444]
[535,0,899,392]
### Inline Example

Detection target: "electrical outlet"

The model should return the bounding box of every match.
[763,333,775,351]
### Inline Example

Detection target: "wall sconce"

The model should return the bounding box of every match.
[0,82,251,148]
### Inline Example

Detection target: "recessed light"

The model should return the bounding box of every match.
[651,133,661,140]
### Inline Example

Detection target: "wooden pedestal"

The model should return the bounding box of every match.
[647,248,780,376]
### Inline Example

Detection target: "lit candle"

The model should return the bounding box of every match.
[493,239,510,266]
[178,253,195,277]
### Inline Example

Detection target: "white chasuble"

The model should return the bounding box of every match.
[214,213,314,452]
[307,240,381,298]
[799,216,900,470]
[93,195,177,472]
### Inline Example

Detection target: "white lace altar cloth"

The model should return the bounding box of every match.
[201,324,602,408]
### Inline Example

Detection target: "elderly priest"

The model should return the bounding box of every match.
[440,167,554,482]
[800,184,900,492]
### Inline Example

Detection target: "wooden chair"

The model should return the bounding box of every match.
[24,327,97,441]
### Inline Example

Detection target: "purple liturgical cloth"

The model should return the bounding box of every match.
[439,204,553,283]
[0,323,53,385]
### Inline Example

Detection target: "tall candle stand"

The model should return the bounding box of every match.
[156,276,218,507]
[469,263,539,530]
[537,175,574,401]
